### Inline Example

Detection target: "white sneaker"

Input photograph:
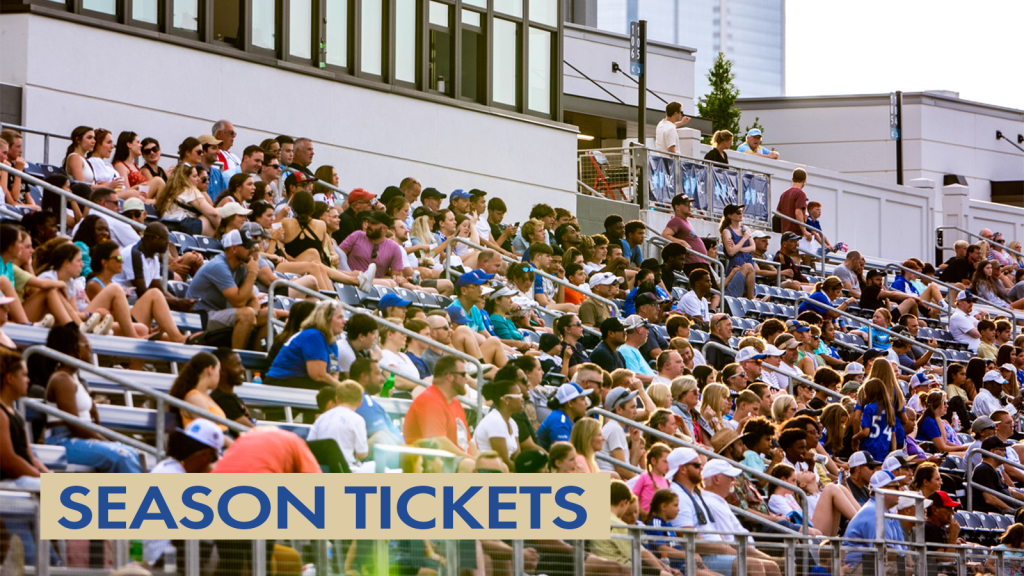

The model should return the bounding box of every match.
[33,314,55,329]
[93,314,114,335]
[82,312,101,333]
[358,264,376,293]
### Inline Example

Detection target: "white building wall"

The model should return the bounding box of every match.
[1,14,579,223]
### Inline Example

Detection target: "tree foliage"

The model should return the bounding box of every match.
[697,52,742,146]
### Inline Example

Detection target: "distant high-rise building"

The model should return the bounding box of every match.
[589,0,785,100]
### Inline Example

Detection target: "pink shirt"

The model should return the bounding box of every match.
[632,471,670,513]
[665,217,707,265]
[340,232,405,277]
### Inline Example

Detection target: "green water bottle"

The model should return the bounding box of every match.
[129,540,143,563]
[381,373,396,398]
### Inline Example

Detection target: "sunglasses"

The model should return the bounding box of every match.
[267,163,281,169]
[371,243,380,260]
[111,255,123,262]
[200,177,209,183]
[143,147,159,154]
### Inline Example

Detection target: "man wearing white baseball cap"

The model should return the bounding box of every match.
[597,387,642,479]
[972,370,1007,418]
[759,344,788,392]
[843,471,908,569]
[536,383,592,449]
[579,272,622,328]
[735,346,765,385]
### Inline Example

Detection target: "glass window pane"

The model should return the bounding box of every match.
[429,1,449,27]
[326,0,348,67]
[82,0,116,13]
[173,0,199,31]
[528,28,550,114]
[494,0,521,17]
[461,9,480,27]
[492,19,518,107]
[290,0,312,58]
[395,0,416,83]
[530,0,556,26]
[361,0,383,75]
[463,0,486,7]
[461,14,485,102]
[251,0,276,50]
[430,28,451,94]
[214,0,243,45]
[133,0,158,23]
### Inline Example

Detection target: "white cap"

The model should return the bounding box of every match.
[180,418,225,451]
[666,447,700,481]
[869,470,904,491]
[897,491,927,511]
[221,228,254,249]
[845,362,865,375]
[588,272,623,289]
[554,383,592,405]
[848,451,880,469]
[736,347,766,363]
[218,202,252,219]
[487,286,519,300]
[1001,363,1017,373]
[701,459,742,480]
[122,197,146,213]
[762,345,785,357]
[882,455,903,473]
[983,370,1008,384]
[621,315,647,331]
[752,231,771,239]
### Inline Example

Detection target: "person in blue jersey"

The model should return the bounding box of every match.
[536,382,592,450]
[843,471,908,570]
[797,276,851,321]
[265,299,347,390]
[889,259,946,318]
[852,378,897,463]
[854,308,894,351]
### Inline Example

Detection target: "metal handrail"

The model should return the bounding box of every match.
[445,236,621,313]
[266,279,486,417]
[0,123,68,165]
[964,446,1024,511]
[937,225,1024,261]
[772,210,826,278]
[871,488,926,576]
[646,231,726,311]
[701,340,843,400]
[20,398,157,458]
[22,345,249,459]
[588,406,811,534]
[751,257,783,288]
[794,295,950,383]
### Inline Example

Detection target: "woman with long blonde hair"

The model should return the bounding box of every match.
[569,417,603,474]
[771,394,797,424]
[154,163,220,236]
[700,383,732,432]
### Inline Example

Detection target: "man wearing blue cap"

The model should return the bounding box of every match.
[445,269,509,369]
[736,128,779,159]
[377,292,412,322]
[448,189,472,217]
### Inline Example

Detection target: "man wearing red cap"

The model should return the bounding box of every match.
[335,188,377,244]
[923,490,965,555]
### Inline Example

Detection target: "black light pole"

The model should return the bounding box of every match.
[637,20,647,145]
[896,90,904,185]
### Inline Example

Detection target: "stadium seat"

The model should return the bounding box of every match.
[334,283,364,307]
[306,439,352,473]
[192,235,223,257]
[25,162,64,178]
[166,281,189,299]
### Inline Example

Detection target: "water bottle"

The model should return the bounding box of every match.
[381,373,396,398]
[952,412,961,433]
[253,372,263,385]
[163,545,176,573]
[130,540,143,563]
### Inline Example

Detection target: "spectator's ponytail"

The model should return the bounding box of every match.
[64,126,94,167]
[290,190,315,227]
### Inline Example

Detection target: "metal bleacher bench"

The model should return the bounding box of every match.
[6,324,269,371]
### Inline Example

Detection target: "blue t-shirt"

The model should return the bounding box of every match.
[619,344,655,376]
[621,239,643,266]
[266,328,339,379]
[186,253,247,312]
[446,300,491,335]
[860,402,894,462]
[797,290,832,316]
[406,352,432,378]
[856,326,891,350]
[889,275,919,297]
[736,142,771,156]
[805,217,822,232]
[916,416,942,442]
[355,393,404,442]
[844,500,907,567]
[537,409,573,450]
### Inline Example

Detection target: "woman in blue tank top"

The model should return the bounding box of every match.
[719,203,755,274]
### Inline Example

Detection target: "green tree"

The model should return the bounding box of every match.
[697,52,742,146]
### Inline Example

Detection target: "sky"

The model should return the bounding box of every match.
[785,0,1024,111]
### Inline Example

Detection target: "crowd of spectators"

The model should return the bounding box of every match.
[5,120,1024,576]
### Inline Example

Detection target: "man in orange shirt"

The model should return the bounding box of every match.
[403,354,477,461]
[211,427,320,474]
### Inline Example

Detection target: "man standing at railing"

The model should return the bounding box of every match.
[843,471,907,570]
[655,102,691,154]
[737,129,780,160]
[776,168,807,237]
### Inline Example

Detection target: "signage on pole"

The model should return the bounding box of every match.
[889,92,900,140]
[629,22,643,75]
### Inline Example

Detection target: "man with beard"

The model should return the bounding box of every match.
[403,355,475,459]
[340,211,408,287]
[210,348,255,427]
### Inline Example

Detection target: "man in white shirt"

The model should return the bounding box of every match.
[598,388,641,479]
[212,119,240,174]
[674,268,712,327]
[654,101,691,154]
[652,350,684,386]
[85,187,141,249]
[949,291,986,352]
[307,381,370,471]
[760,345,789,391]
[973,371,1009,418]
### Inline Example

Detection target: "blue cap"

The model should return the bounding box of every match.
[455,269,495,288]
[747,128,763,137]
[450,189,471,200]
[447,305,471,326]
[785,319,809,333]
[910,372,937,388]
[378,293,412,310]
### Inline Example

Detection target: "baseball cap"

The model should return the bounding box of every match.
[378,293,412,310]
[218,202,252,219]
[845,362,865,375]
[971,416,996,435]
[487,286,519,300]
[861,349,887,364]
[710,429,744,455]
[122,197,146,213]
[589,272,623,289]
[897,492,925,510]
[240,221,270,241]
[910,372,937,388]
[762,345,785,357]
[539,333,561,352]
[869,470,904,491]
[736,347,766,363]
[555,382,592,405]
[180,418,225,452]
[795,408,823,418]
[197,134,222,146]
[456,269,495,288]
[781,231,801,242]
[364,211,393,227]
[447,305,471,326]
[285,172,311,188]
[621,315,647,331]
[983,370,1008,384]
[747,128,763,137]
[601,317,626,336]
[450,189,472,200]
[882,454,915,473]
[841,380,862,395]
[723,203,745,216]
[927,490,961,509]
[665,447,699,480]
[752,231,771,239]
[775,335,800,350]
[515,450,550,474]
[848,451,882,469]
[604,388,639,411]
[982,436,1012,451]
[785,320,809,333]
[634,293,658,308]
[221,228,255,250]
[671,195,694,205]
[956,291,976,302]
[348,188,376,204]
[701,459,742,480]
[1002,363,1017,373]
[421,187,446,200]
[379,186,404,206]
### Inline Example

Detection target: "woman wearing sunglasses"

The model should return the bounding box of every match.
[85,241,192,344]
[112,131,164,203]
[139,137,169,182]
[474,379,525,472]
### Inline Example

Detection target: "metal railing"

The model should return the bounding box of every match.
[21,345,249,460]
[265,278,486,417]
[646,232,726,311]
[588,407,812,534]
[773,210,827,277]
[752,256,784,288]
[964,446,1024,512]
[21,398,158,461]
[0,163,171,289]
[701,340,844,401]
[794,294,950,382]
[0,123,68,165]
[937,225,1024,261]
[870,487,927,576]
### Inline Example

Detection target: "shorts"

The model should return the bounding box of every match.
[701,554,736,575]
[206,308,239,331]
[725,267,748,297]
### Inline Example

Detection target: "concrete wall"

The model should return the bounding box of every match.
[1,14,580,224]
[735,93,1024,203]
